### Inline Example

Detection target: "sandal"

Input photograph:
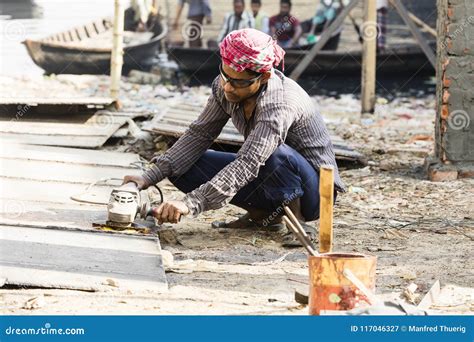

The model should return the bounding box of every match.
[282,220,318,248]
[211,212,285,232]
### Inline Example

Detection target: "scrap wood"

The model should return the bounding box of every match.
[22,295,45,310]
[417,280,441,309]
[249,252,292,266]
[402,283,420,304]
[383,228,410,239]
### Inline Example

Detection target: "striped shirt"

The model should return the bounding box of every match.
[178,0,212,18]
[218,11,255,42]
[143,69,345,217]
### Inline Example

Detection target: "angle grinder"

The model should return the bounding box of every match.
[105,182,163,229]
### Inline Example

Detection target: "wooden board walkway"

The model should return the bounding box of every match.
[0,142,167,292]
[0,226,167,292]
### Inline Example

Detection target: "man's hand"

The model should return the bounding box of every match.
[137,21,147,32]
[152,200,190,224]
[122,175,148,190]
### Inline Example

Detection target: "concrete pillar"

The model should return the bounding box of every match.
[426,0,474,180]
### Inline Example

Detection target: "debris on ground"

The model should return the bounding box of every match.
[0,74,472,315]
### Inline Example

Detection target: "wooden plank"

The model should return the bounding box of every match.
[0,201,108,230]
[1,225,158,253]
[0,134,116,148]
[319,166,334,253]
[74,28,84,40]
[0,120,125,136]
[390,0,436,68]
[0,97,113,106]
[95,110,154,119]
[0,177,114,205]
[290,0,361,81]
[0,226,167,291]
[0,144,143,230]
[418,280,441,309]
[0,115,127,148]
[0,159,141,184]
[0,143,142,168]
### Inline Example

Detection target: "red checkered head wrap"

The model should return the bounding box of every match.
[219,28,285,74]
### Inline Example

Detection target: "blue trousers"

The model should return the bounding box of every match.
[169,144,322,221]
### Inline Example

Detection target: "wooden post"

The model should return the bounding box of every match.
[361,0,377,114]
[110,0,124,101]
[390,0,436,68]
[319,165,334,254]
[290,0,361,81]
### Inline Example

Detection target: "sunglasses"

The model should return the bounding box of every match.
[219,64,263,89]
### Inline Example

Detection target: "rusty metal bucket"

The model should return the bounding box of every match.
[308,252,377,315]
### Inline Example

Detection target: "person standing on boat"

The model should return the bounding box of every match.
[217,0,255,42]
[251,0,270,35]
[123,28,344,247]
[376,0,388,51]
[125,0,157,32]
[305,0,344,50]
[269,0,302,48]
[173,0,212,47]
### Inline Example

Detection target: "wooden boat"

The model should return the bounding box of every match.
[167,42,436,78]
[23,17,167,75]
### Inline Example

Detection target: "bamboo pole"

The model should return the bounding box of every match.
[110,0,125,101]
[319,165,334,253]
[407,11,437,38]
[361,0,377,114]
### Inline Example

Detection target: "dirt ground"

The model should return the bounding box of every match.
[1,75,473,315]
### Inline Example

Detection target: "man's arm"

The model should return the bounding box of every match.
[173,0,185,30]
[261,16,270,35]
[291,19,302,46]
[202,0,212,19]
[142,83,229,188]
[247,12,256,28]
[183,102,294,216]
[269,17,277,38]
[136,0,150,24]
